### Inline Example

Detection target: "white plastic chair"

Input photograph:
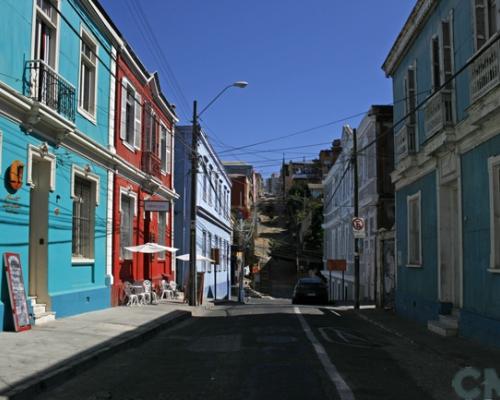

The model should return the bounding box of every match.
[123,282,139,306]
[143,280,157,304]
[169,280,178,299]
[159,279,173,301]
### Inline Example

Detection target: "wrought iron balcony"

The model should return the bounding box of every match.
[24,60,76,122]
[424,90,453,139]
[470,38,500,104]
[142,151,162,179]
[394,123,416,164]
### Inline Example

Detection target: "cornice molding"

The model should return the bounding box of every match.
[382,0,436,77]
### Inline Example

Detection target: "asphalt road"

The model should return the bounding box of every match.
[36,299,433,400]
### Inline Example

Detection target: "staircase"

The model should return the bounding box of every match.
[427,309,459,337]
[28,297,56,325]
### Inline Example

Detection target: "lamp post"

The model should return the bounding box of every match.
[188,81,248,306]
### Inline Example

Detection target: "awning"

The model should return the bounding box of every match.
[176,254,214,262]
[124,243,178,254]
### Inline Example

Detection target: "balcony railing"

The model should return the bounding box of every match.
[424,90,453,139]
[394,123,416,164]
[24,60,76,122]
[142,151,162,179]
[470,38,500,103]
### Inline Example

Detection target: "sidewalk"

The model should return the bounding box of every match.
[356,308,500,400]
[0,302,196,400]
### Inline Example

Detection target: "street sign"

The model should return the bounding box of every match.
[352,217,366,239]
[144,200,170,212]
[327,259,347,272]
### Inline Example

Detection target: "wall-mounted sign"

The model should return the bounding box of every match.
[327,259,347,272]
[3,253,31,332]
[352,217,366,239]
[144,200,170,212]
[210,248,220,264]
[8,160,24,191]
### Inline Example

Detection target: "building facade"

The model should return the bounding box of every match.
[110,45,178,305]
[383,0,500,346]
[174,126,232,302]
[0,0,120,329]
[322,126,355,300]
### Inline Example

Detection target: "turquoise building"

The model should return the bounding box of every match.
[0,0,120,329]
[383,0,500,346]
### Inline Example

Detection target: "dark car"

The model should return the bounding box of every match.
[292,277,328,304]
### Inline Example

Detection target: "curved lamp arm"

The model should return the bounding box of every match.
[198,81,248,118]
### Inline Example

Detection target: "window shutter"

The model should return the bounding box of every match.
[442,19,453,89]
[406,68,416,126]
[120,80,127,140]
[475,0,487,49]
[134,94,142,149]
[144,104,152,152]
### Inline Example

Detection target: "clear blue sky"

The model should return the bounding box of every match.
[100,0,415,177]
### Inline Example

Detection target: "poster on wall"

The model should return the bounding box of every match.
[3,253,31,332]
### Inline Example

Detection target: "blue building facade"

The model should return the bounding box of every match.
[383,0,500,346]
[0,0,119,329]
[174,126,232,302]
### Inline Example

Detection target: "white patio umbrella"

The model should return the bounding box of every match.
[124,242,178,254]
[176,254,214,262]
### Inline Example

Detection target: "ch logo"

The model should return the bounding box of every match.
[452,367,500,399]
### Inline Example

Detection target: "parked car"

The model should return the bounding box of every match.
[292,277,328,304]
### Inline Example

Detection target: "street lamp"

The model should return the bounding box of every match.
[189,81,248,306]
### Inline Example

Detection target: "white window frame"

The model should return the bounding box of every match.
[473,0,500,52]
[407,191,422,267]
[120,77,141,152]
[159,122,171,174]
[27,144,56,191]
[77,26,98,122]
[488,155,500,272]
[71,165,99,263]
[31,0,60,71]
[119,187,138,260]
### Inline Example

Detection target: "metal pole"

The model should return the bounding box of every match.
[352,128,360,310]
[189,100,199,306]
[238,219,245,303]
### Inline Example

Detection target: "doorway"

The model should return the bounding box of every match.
[439,181,461,307]
[28,157,50,308]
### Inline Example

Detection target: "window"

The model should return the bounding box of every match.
[431,36,441,91]
[120,78,141,149]
[407,192,422,265]
[489,156,500,271]
[72,176,94,259]
[202,161,208,201]
[208,167,213,206]
[207,233,212,272]
[79,29,98,118]
[34,0,58,69]
[441,17,454,90]
[202,230,207,272]
[159,124,171,174]
[158,211,166,260]
[474,0,498,50]
[404,64,417,152]
[120,192,136,260]
[144,105,158,154]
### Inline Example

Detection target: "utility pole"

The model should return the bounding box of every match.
[282,153,285,202]
[352,128,360,309]
[189,100,199,306]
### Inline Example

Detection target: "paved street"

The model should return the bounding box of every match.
[35,298,443,400]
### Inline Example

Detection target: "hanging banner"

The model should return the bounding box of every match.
[3,253,31,332]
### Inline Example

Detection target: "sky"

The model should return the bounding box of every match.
[100,0,416,177]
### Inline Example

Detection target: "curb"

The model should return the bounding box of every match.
[1,310,191,400]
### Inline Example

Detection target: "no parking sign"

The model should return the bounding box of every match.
[352,217,366,239]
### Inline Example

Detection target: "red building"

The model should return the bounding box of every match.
[111,44,178,305]
[229,175,252,220]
